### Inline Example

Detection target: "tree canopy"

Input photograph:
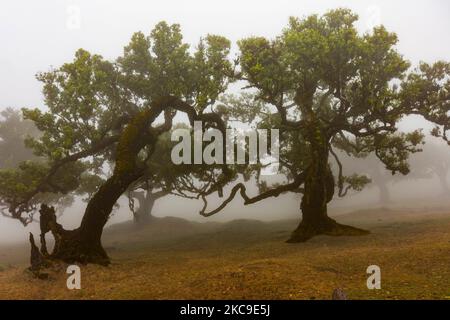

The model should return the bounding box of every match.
[205,9,449,241]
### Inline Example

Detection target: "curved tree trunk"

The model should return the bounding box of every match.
[287,120,369,243]
[39,107,160,265]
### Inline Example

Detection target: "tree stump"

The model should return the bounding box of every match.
[28,232,49,279]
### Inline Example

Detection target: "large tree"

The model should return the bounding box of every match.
[0,22,236,264]
[204,9,449,242]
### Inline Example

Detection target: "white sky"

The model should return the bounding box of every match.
[1,0,449,109]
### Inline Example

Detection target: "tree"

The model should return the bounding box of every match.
[205,9,449,242]
[127,184,168,224]
[0,22,236,264]
[336,139,450,204]
[410,140,450,196]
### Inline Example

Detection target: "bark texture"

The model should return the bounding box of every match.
[288,119,369,242]
[37,106,161,265]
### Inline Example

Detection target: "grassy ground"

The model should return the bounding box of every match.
[0,208,449,300]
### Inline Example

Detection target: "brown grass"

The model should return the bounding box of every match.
[0,209,449,300]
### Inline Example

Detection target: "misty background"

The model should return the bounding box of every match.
[1,0,449,243]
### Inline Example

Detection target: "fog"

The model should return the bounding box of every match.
[1,0,449,244]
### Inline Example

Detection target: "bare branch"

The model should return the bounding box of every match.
[200,172,306,217]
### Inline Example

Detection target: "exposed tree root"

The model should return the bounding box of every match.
[37,204,111,266]
[286,217,369,243]
[51,235,110,266]
[28,232,50,279]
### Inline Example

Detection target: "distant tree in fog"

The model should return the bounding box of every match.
[410,140,450,195]
[0,108,39,168]
[0,109,80,223]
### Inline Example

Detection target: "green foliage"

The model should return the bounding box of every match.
[231,8,447,197]
[118,22,233,111]
[24,49,120,162]
[0,160,84,209]
[400,61,450,144]
[1,21,235,223]
[77,173,106,200]
[342,174,372,192]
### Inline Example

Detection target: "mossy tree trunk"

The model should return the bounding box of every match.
[39,107,160,265]
[287,119,369,242]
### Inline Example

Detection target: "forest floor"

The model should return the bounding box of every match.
[0,207,449,299]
